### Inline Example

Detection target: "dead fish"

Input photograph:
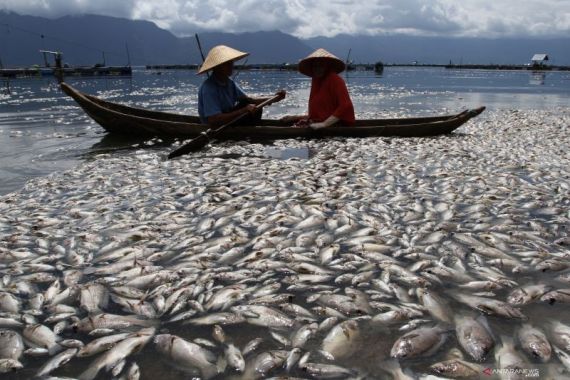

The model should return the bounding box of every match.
[291,322,318,348]
[243,350,288,379]
[300,362,356,379]
[186,312,246,326]
[77,333,130,357]
[0,292,20,314]
[452,293,526,319]
[74,313,157,333]
[536,259,570,272]
[417,288,452,323]
[154,334,217,379]
[79,327,155,380]
[231,305,294,329]
[285,347,303,372]
[430,358,483,378]
[507,284,552,305]
[23,324,62,355]
[36,348,78,377]
[391,325,448,359]
[79,283,109,314]
[322,320,360,359]
[517,324,551,362]
[454,315,494,362]
[0,329,24,360]
[540,288,570,304]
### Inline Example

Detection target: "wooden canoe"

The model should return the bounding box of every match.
[61,82,485,139]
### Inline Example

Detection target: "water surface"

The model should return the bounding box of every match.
[1,67,569,195]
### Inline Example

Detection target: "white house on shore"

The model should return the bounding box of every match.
[531,54,549,66]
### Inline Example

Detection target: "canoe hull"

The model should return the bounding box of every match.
[60,83,485,139]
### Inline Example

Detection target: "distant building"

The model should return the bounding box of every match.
[531,54,549,67]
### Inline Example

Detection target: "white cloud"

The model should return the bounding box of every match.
[1,0,569,38]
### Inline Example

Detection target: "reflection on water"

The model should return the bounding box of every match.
[529,72,546,85]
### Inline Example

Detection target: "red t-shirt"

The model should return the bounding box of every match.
[308,72,355,125]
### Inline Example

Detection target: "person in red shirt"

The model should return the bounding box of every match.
[283,48,355,129]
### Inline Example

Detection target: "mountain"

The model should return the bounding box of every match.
[306,34,570,65]
[1,11,569,67]
[0,12,312,66]
[0,12,189,66]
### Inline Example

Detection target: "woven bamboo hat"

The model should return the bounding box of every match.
[298,48,345,77]
[197,45,249,74]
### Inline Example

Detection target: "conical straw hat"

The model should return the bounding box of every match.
[197,45,249,74]
[298,48,346,77]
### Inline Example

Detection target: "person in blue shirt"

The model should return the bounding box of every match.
[198,45,286,126]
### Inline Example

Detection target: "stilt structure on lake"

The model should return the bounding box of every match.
[0,55,11,94]
[0,50,132,79]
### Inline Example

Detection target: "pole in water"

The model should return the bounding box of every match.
[54,52,63,83]
[125,42,131,67]
[42,51,49,67]
[0,56,7,94]
[195,33,209,77]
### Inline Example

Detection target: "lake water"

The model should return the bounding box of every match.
[0,67,569,195]
[1,66,569,379]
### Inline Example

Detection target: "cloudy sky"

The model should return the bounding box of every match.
[1,0,569,39]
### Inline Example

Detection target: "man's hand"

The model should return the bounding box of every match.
[243,104,257,114]
[274,90,286,102]
[309,122,327,130]
[310,115,339,129]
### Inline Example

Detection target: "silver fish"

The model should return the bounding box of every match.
[300,362,356,379]
[80,327,155,380]
[391,325,448,359]
[454,315,494,362]
[322,320,360,359]
[77,333,130,357]
[517,324,551,362]
[0,329,24,360]
[23,324,61,355]
[507,284,552,305]
[36,348,78,377]
[430,358,483,378]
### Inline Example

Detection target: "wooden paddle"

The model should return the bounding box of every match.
[167,94,281,159]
